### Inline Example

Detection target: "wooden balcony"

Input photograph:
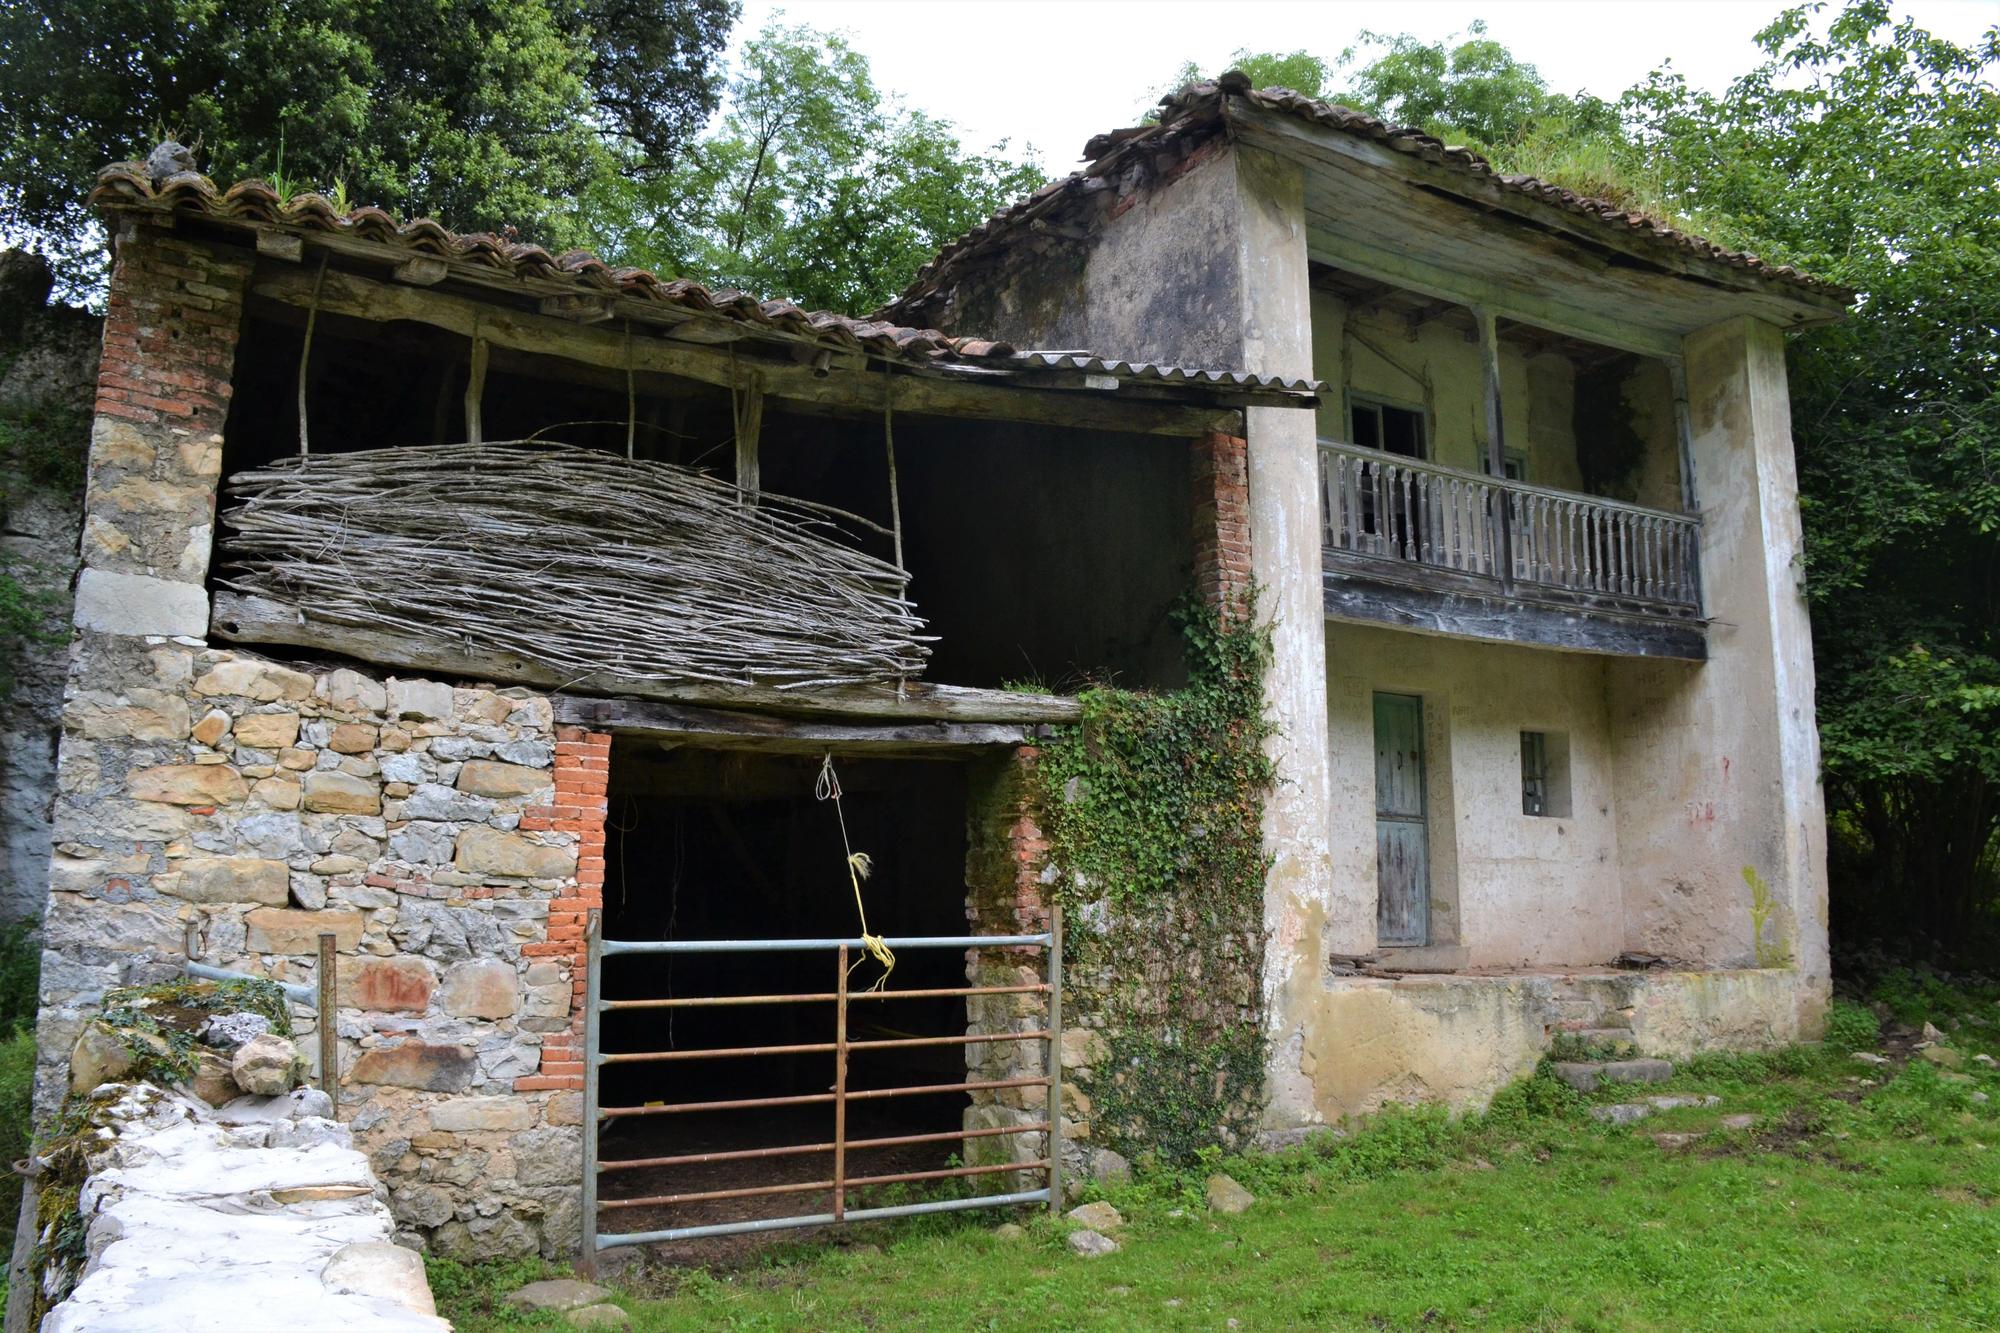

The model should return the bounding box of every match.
[1319,442,1706,659]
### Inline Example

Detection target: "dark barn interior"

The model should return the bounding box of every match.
[595,744,976,1245]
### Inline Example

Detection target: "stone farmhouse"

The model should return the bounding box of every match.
[27,73,1846,1266]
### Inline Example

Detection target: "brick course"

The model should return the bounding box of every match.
[1190,431,1252,612]
[517,725,611,1092]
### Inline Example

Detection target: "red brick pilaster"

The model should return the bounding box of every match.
[965,745,1048,937]
[515,726,611,1091]
[1190,431,1251,612]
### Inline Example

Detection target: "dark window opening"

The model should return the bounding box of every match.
[1520,730,1571,818]
[1351,397,1426,459]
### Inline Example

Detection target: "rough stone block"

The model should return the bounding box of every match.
[339,955,436,1013]
[69,689,192,742]
[231,1032,303,1095]
[233,711,301,749]
[1599,1059,1675,1085]
[328,722,379,753]
[456,761,551,798]
[388,678,454,721]
[440,959,518,1019]
[303,771,382,815]
[167,855,290,905]
[129,762,248,806]
[251,776,302,810]
[190,708,230,746]
[320,1241,436,1317]
[429,1096,534,1132]
[455,826,574,880]
[73,567,208,637]
[325,668,388,716]
[245,907,365,954]
[351,1039,476,1092]
[193,659,315,702]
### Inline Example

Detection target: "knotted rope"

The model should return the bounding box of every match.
[815,753,894,989]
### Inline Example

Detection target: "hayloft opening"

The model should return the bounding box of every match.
[597,742,974,1247]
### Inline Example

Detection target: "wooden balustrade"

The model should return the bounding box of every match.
[1318,442,1701,614]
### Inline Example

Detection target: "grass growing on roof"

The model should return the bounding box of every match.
[435,978,2000,1331]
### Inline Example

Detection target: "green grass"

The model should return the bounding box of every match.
[437,996,2000,1332]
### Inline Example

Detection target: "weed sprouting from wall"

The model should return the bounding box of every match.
[1745,865,1791,968]
[1035,588,1275,1164]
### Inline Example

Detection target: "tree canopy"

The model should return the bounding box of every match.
[0,0,735,282]
[587,22,1045,314]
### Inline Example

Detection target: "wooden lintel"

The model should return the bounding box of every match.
[539,294,616,324]
[256,231,304,262]
[393,256,449,287]
[210,592,1084,723]
[550,694,1047,755]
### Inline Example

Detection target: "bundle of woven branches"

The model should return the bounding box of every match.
[215,441,930,690]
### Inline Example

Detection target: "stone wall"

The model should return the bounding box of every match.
[40,643,597,1257]
[0,249,100,923]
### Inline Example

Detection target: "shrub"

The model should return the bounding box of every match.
[1823,999,1882,1052]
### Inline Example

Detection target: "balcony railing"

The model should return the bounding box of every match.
[1319,442,1701,616]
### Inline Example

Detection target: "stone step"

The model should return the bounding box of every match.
[1572,1028,1637,1045]
[1551,1058,1674,1093]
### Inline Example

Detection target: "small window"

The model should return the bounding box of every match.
[1521,731,1572,817]
[1481,450,1528,482]
[1350,397,1426,459]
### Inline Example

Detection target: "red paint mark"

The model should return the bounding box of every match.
[1720,757,1731,784]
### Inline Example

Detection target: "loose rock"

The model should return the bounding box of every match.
[567,1307,629,1330]
[1067,1200,1124,1231]
[231,1032,303,1095]
[1066,1229,1119,1258]
[508,1279,612,1312]
[1205,1173,1254,1214]
[1588,1103,1652,1125]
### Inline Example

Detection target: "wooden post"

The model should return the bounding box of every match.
[1474,308,1515,590]
[734,375,763,500]
[315,932,338,1119]
[296,255,329,455]
[465,334,489,447]
[1667,354,1703,613]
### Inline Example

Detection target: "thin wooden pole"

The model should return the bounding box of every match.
[296,254,329,455]
[834,943,849,1223]
[1474,308,1515,591]
[884,387,904,571]
[734,374,763,500]
[315,932,338,1118]
[465,328,488,447]
[624,320,636,460]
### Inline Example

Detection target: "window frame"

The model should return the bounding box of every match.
[1346,392,1429,461]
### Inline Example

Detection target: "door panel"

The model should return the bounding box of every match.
[1373,693,1430,947]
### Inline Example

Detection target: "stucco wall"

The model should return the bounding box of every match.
[1290,966,1802,1124]
[1325,622,1625,968]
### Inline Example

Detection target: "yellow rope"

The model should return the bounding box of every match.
[815,754,894,989]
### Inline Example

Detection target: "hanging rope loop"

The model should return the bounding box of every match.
[816,753,894,988]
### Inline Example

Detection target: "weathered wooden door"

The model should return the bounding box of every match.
[1373,692,1430,946]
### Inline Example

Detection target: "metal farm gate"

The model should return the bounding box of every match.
[579,908,1063,1266]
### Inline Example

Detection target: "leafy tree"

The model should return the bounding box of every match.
[594,23,1045,314]
[1627,2,2000,946]
[0,0,735,283]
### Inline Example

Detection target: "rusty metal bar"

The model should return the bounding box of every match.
[599,1177,835,1210]
[833,944,848,1223]
[599,1040,837,1064]
[849,1028,1050,1052]
[603,982,1049,1012]
[315,933,338,1119]
[846,1159,1053,1190]
[598,1073,1049,1119]
[845,1075,1048,1103]
[596,1121,1052,1174]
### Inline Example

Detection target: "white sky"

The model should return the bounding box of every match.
[736,0,2000,168]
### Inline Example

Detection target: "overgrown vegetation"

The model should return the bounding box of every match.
[1032,591,1275,1163]
[435,974,2000,1331]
